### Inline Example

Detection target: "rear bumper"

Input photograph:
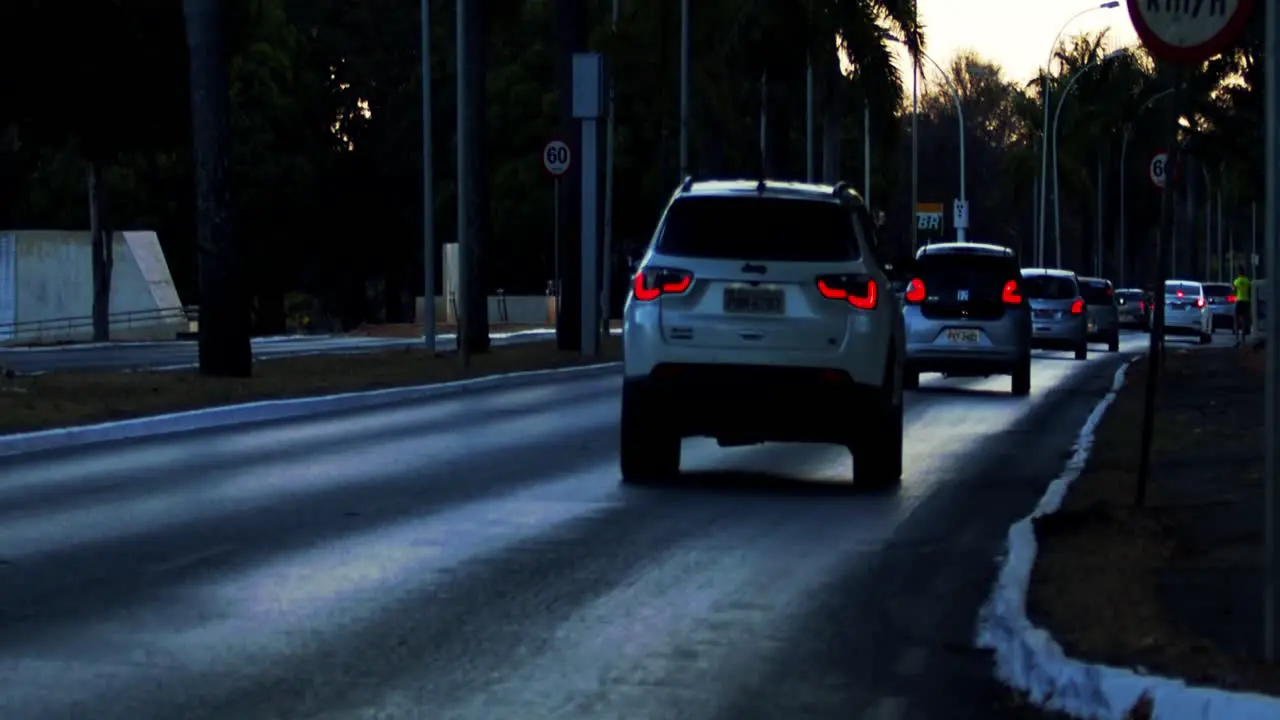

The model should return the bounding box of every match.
[624,364,883,443]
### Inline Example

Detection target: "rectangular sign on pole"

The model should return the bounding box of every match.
[916,201,944,232]
[574,53,605,356]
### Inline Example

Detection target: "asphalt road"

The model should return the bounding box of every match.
[0,332,1167,719]
[0,329,563,373]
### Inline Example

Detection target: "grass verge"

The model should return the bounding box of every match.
[0,336,620,435]
[1028,345,1279,697]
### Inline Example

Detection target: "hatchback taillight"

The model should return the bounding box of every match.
[1001,280,1022,305]
[816,274,878,310]
[1070,298,1085,315]
[904,278,926,304]
[1228,294,1237,303]
[633,267,693,301]
[1195,297,1206,309]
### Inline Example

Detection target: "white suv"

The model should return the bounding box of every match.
[620,178,906,489]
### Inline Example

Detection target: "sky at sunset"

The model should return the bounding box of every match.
[902,0,1140,86]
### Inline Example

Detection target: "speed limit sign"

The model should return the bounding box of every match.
[542,140,571,177]
[1149,152,1169,188]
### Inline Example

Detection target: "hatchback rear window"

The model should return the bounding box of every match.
[1079,280,1113,304]
[656,196,859,262]
[1165,282,1201,296]
[913,253,1019,291]
[1021,275,1078,300]
[1203,284,1231,298]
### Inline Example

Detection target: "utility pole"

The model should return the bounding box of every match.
[420,0,436,352]
[679,0,689,178]
[909,0,919,255]
[553,0,585,351]
[455,0,471,366]
[183,0,251,378]
[600,0,620,337]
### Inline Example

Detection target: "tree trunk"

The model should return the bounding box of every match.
[460,0,491,353]
[87,160,113,342]
[552,0,586,350]
[184,0,252,377]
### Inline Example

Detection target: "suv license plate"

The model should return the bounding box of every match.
[723,288,784,314]
[945,328,980,344]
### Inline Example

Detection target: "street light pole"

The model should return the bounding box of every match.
[420,0,436,352]
[1039,2,1121,266]
[600,0,619,336]
[1119,87,1173,286]
[1051,49,1128,268]
[909,0,918,255]
[678,0,689,178]
[1265,0,1280,660]
[891,37,966,242]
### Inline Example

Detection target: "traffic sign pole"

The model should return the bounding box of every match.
[542,139,572,323]
[1265,0,1279,662]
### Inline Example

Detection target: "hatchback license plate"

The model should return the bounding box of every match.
[1034,309,1056,319]
[945,328,980,344]
[724,287,784,314]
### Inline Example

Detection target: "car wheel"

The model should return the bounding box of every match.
[1011,355,1031,396]
[1107,331,1120,353]
[1074,342,1088,361]
[619,383,681,484]
[903,368,920,391]
[850,362,903,491]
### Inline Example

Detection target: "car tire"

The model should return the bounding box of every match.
[619,383,681,484]
[850,362,903,491]
[1011,355,1031,396]
[1074,342,1088,361]
[1107,331,1120,353]
[903,368,920,391]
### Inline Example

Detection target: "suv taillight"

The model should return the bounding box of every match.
[1195,297,1206,309]
[633,267,693,301]
[1001,280,1022,305]
[1070,298,1085,315]
[816,274,878,310]
[904,278,926,304]
[1228,294,1237,303]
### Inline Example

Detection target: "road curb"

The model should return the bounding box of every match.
[975,356,1280,718]
[0,362,622,459]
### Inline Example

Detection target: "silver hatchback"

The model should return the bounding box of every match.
[902,243,1032,396]
[1022,269,1088,360]
[1078,276,1121,352]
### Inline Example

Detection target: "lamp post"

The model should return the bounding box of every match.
[1050,48,1128,268]
[1038,1,1121,266]
[1119,87,1174,287]
[889,35,967,241]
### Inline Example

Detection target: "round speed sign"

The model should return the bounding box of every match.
[1126,0,1255,64]
[542,140,571,177]
[1149,152,1169,188]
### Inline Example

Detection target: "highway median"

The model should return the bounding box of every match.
[1025,346,1280,714]
[0,335,621,437]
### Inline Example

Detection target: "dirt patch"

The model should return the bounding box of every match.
[1028,345,1280,696]
[0,336,620,435]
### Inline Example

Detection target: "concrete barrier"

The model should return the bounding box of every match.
[414,294,557,326]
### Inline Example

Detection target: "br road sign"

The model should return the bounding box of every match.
[543,140,571,176]
[1150,152,1172,188]
[1126,0,1255,63]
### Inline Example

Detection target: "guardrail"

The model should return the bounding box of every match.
[0,305,199,342]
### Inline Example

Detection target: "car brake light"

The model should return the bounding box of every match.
[1139,301,1146,311]
[1070,298,1085,315]
[816,274,878,310]
[1001,280,1022,305]
[633,267,693,301]
[904,277,926,304]
[1176,290,1184,298]
[1195,297,1206,309]
[1228,294,1237,303]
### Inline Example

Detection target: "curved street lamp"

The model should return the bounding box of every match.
[1049,48,1128,268]
[1037,1,1122,266]
[888,34,968,242]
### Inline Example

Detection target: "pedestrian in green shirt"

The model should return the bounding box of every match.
[1233,266,1252,342]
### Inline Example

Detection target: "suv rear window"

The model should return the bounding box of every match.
[1022,275,1078,300]
[656,196,859,262]
[913,253,1019,291]
[1203,284,1231,298]
[1165,282,1201,296]
[1079,280,1112,304]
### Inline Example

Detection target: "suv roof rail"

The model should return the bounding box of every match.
[832,181,853,198]
[756,178,767,194]
[680,175,696,192]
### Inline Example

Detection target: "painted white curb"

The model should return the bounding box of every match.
[976,358,1280,719]
[0,362,621,458]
